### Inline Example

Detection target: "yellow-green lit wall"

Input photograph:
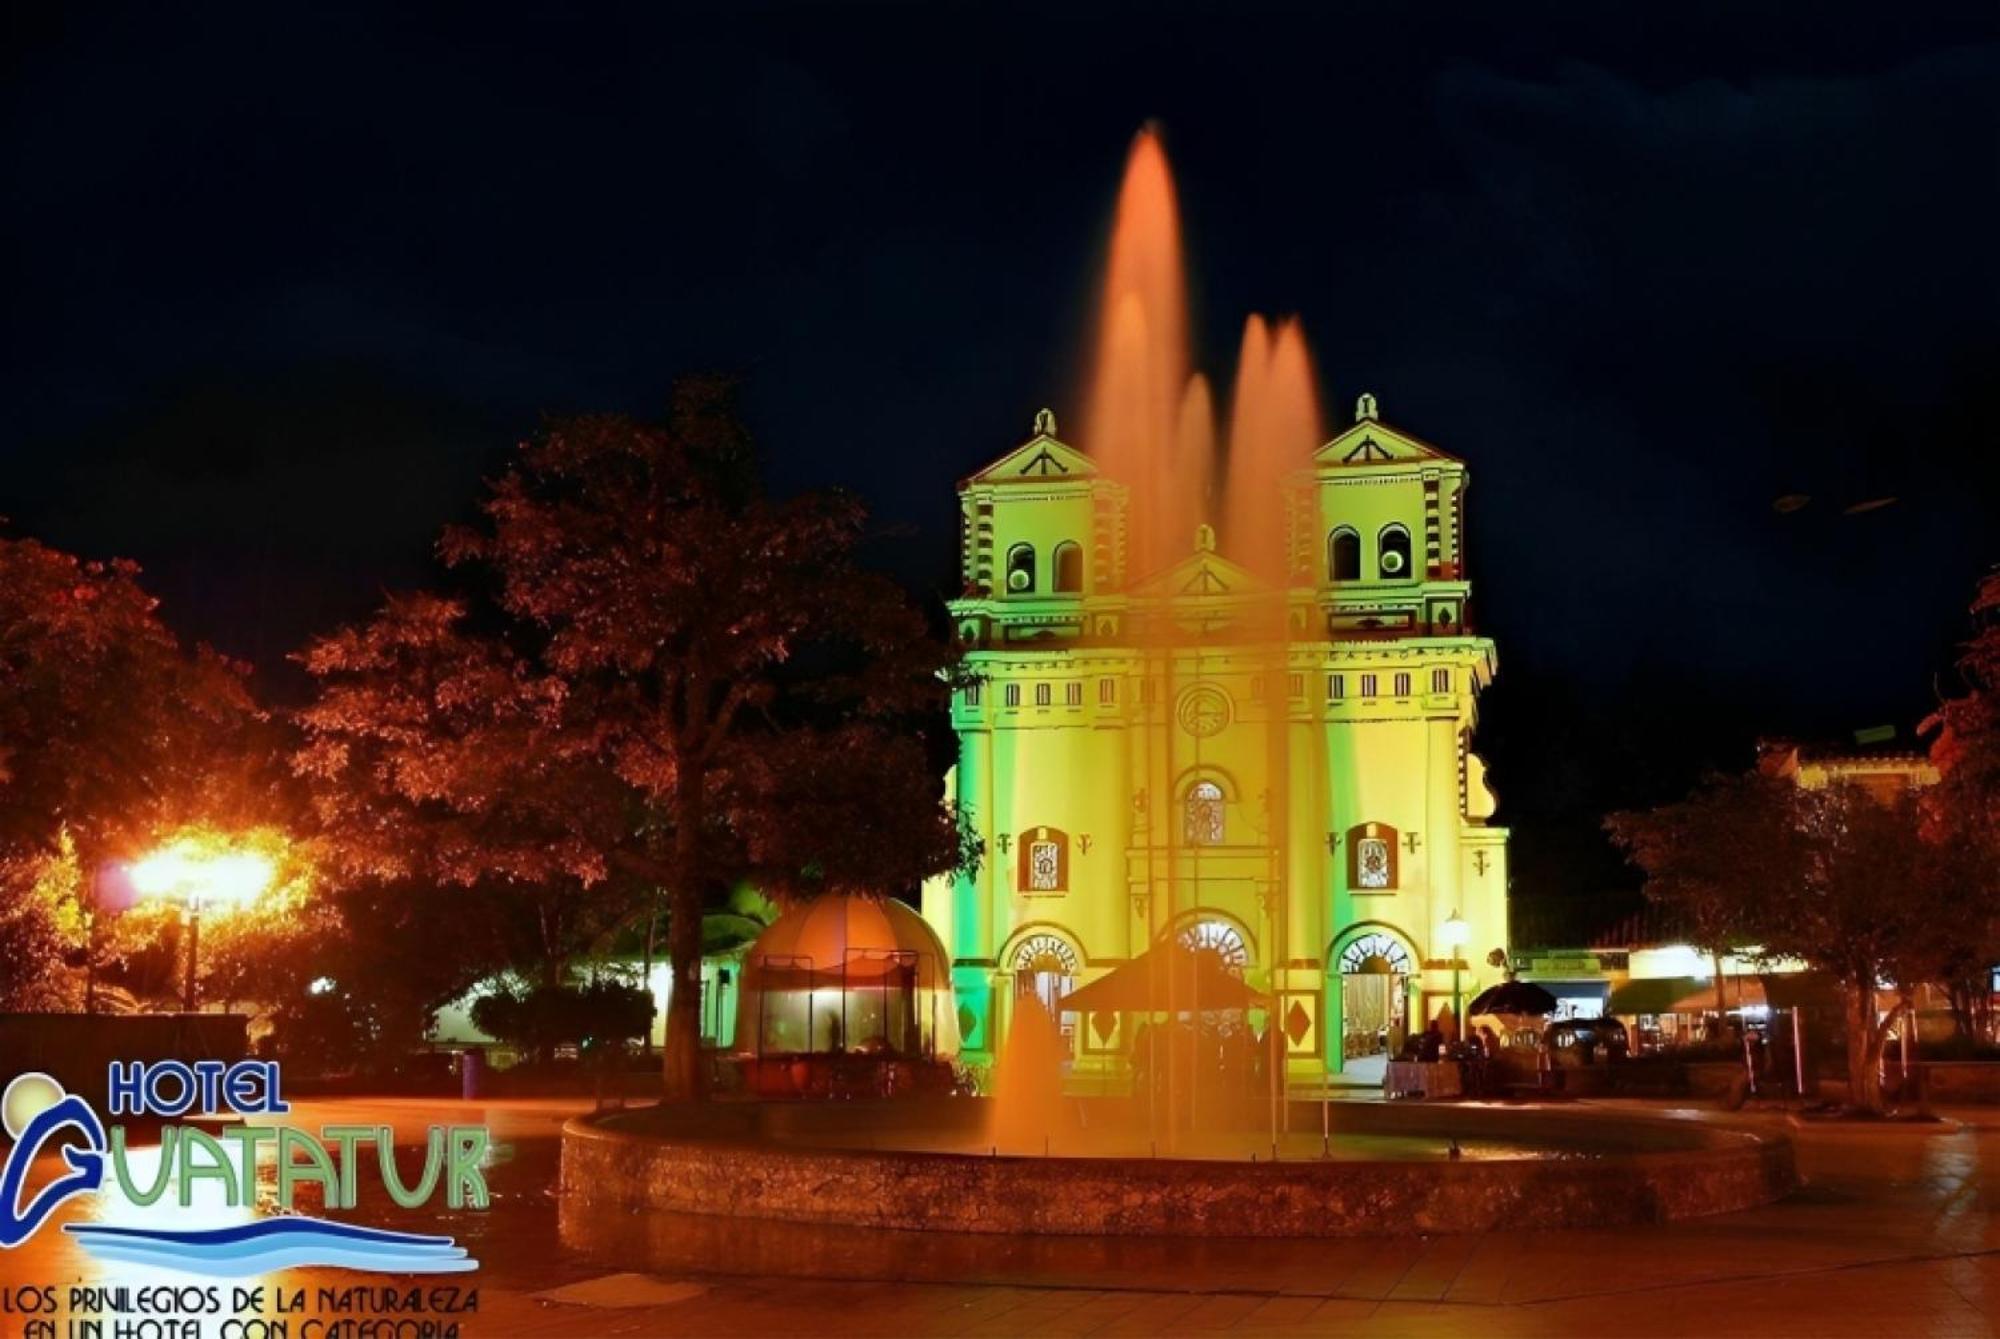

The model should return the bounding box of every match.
[923,409,1510,1079]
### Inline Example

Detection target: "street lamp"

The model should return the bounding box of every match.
[1442,910,1469,1040]
[130,841,274,1012]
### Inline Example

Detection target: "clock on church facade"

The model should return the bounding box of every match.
[920,395,1511,1080]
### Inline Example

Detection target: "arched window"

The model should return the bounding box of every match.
[1005,543,1036,594]
[1183,780,1226,846]
[1052,541,1083,593]
[1177,919,1250,975]
[1338,932,1414,976]
[1013,932,1079,980]
[1377,525,1412,580]
[1328,528,1360,582]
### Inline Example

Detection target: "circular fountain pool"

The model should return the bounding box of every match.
[561,1098,1795,1238]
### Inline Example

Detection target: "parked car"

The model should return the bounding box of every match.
[1542,1018,1630,1066]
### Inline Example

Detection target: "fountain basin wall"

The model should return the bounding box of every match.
[561,1099,1795,1237]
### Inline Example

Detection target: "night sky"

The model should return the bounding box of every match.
[7,3,1997,933]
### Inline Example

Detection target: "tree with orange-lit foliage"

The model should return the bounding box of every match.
[1759,785,1967,1112]
[1926,571,2000,836]
[0,532,266,1008]
[296,380,971,1100]
[294,589,641,986]
[1922,570,2000,1038]
[1614,767,1987,1112]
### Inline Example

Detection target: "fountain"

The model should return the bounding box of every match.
[559,125,1796,1240]
[1081,126,1326,589]
[1001,124,1329,1156]
[986,994,1074,1154]
[1083,124,1196,581]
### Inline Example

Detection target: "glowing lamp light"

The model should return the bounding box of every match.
[1442,909,1469,1039]
[204,852,276,905]
[129,841,274,911]
[1442,910,1469,951]
[129,835,281,1013]
[129,847,195,897]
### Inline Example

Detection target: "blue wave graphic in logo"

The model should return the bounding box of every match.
[66,1217,477,1276]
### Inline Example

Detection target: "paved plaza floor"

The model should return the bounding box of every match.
[2,1096,1995,1336]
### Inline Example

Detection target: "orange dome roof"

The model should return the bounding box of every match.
[747,894,949,976]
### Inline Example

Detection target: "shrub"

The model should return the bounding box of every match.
[469,980,653,1059]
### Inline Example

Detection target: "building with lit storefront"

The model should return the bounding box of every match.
[1514,731,1945,1048]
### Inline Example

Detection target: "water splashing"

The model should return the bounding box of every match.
[1083,126,1198,578]
[1168,373,1218,556]
[1081,127,1324,579]
[1224,314,1324,583]
[988,993,1073,1154]
[1068,126,1331,1151]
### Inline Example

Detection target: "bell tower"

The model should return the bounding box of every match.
[953,410,1128,648]
[1305,393,1472,639]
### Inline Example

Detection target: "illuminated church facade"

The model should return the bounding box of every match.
[921,395,1511,1081]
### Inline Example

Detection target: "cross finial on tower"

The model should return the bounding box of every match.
[1033,407,1058,437]
[1356,392,1379,423]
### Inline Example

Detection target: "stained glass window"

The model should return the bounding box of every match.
[1184,780,1225,846]
[1339,933,1413,975]
[1013,933,1079,976]
[1177,920,1249,974]
[1014,826,1068,892]
[1357,836,1391,888]
[1028,840,1061,891]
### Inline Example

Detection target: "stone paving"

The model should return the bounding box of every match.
[2,1097,1995,1336]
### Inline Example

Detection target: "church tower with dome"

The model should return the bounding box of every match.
[921,395,1510,1083]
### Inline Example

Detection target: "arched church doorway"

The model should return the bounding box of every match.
[1011,932,1081,1061]
[1335,930,1413,1084]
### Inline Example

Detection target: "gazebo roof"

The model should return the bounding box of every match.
[1058,944,1265,1015]
[742,894,949,990]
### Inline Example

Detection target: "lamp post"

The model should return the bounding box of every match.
[1442,910,1469,1041]
[130,843,274,1012]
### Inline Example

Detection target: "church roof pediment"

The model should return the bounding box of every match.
[1129,528,1264,600]
[964,409,1098,486]
[1312,395,1459,468]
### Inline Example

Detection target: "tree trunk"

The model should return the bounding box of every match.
[640,904,657,1057]
[1845,980,1884,1114]
[83,912,97,1016]
[1947,982,1974,1040]
[661,776,709,1103]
